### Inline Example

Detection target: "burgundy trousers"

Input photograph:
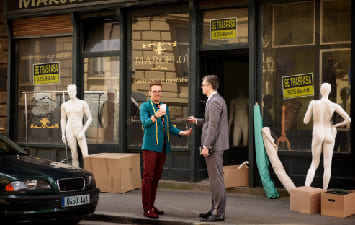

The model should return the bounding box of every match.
[142,146,166,211]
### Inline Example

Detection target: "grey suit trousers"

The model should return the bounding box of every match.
[205,150,226,217]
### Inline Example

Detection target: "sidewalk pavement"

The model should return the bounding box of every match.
[87,180,355,225]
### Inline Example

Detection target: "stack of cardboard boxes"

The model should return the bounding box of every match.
[290,186,355,218]
[84,153,141,193]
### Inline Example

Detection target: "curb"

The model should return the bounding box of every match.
[158,180,290,198]
[87,212,195,225]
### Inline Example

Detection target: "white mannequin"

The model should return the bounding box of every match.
[304,83,351,190]
[61,84,92,167]
[228,94,249,146]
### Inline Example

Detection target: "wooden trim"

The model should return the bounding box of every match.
[12,14,73,37]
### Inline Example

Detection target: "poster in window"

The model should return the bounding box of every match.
[282,73,314,99]
[33,62,60,85]
[210,17,237,40]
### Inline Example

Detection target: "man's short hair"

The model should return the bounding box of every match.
[149,80,162,90]
[202,75,219,90]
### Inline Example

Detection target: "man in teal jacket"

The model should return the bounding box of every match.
[140,80,192,219]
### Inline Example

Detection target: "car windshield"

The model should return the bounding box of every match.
[0,135,27,155]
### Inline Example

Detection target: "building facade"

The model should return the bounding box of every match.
[3,0,354,188]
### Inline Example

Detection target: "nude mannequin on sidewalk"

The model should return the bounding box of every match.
[61,84,92,167]
[304,83,351,190]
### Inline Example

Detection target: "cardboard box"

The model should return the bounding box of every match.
[223,164,249,188]
[321,190,355,218]
[84,153,141,193]
[290,186,324,214]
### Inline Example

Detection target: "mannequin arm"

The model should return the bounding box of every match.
[60,104,67,143]
[82,101,93,133]
[333,104,351,128]
[303,101,313,124]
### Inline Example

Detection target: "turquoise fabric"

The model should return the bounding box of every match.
[254,104,279,199]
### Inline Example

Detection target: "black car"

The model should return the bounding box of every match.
[0,134,100,224]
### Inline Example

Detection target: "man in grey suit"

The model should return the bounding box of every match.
[188,75,229,222]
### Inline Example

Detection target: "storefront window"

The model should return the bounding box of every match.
[202,8,248,46]
[272,1,314,47]
[321,0,351,44]
[263,0,351,152]
[17,37,72,144]
[83,20,120,144]
[129,14,190,148]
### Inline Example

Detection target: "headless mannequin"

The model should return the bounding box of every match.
[228,92,249,146]
[304,83,351,190]
[61,84,93,167]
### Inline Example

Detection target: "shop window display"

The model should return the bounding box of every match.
[83,19,120,144]
[129,14,190,148]
[17,37,72,144]
[263,0,351,152]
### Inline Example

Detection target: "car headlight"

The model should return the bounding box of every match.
[86,175,96,186]
[5,180,52,192]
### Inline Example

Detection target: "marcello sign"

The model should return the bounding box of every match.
[8,0,103,10]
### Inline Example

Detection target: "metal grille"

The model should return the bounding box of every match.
[57,177,85,192]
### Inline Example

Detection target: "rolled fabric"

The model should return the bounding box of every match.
[254,104,279,199]
[262,127,296,193]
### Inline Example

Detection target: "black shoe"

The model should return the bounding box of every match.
[200,214,225,222]
[199,211,212,218]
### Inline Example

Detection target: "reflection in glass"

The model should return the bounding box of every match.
[263,2,351,152]
[130,14,190,148]
[84,21,120,53]
[17,37,72,144]
[273,2,314,47]
[84,56,119,144]
[321,0,351,44]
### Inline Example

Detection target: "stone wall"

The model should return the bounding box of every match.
[0,0,7,134]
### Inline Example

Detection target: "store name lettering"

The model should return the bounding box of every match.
[135,55,187,70]
[21,52,72,61]
[19,0,85,9]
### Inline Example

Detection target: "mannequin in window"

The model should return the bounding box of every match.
[61,84,93,167]
[100,90,115,142]
[304,83,351,190]
[228,91,249,147]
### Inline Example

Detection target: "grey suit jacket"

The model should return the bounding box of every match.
[197,93,229,151]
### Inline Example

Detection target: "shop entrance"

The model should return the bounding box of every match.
[200,49,249,166]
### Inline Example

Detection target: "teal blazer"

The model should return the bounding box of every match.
[140,100,181,154]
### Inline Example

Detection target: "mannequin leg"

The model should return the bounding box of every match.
[233,126,242,147]
[78,138,89,157]
[66,127,79,167]
[305,137,322,187]
[323,142,334,190]
[242,126,249,146]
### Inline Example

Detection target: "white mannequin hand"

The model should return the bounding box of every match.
[62,135,66,144]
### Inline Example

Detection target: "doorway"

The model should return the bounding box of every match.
[200,49,249,166]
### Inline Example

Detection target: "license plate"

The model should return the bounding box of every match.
[61,194,90,207]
